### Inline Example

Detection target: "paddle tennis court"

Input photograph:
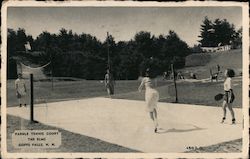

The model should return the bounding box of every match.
[7,97,243,152]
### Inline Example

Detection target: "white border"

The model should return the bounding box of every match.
[1,1,249,158]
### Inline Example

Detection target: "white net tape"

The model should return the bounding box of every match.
[17,62,51,80]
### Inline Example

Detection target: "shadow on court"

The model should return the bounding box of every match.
[157,125,205,134]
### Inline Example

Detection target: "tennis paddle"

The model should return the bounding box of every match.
[214,93,224,101]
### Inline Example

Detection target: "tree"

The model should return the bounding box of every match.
[198,17,214,47]
[199,17,239,47]
[165,30,190,57]
[7,28,17,57]
[7,28,29,79]
[7,28,30,55]
[117,41,142,79]
[191,44,204,54]
[57,28,74,52]
[133,31,156,58]
[103,33,116,70]
[159,31,191,69]
[214,19,235,46]
[231,27,242,49]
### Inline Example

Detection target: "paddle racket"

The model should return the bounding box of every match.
[214,93,224,101]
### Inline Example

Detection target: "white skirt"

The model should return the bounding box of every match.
[145,88,159,112]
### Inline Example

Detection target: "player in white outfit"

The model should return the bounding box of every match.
[138,68,160,133]
[221,69,235,124]
[15,73,27,107]
[104,69,115,97]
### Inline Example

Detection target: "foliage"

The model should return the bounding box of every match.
[7,28,191,79]
[198,17,241,48]
[190,44,204,54]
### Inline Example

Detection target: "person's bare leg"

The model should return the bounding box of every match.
[150,112,154,121]
[23,95,27,107]
[228,103,235,124]
[221,100,227,123]
[107,88,111,98]
[153,108,158,128]
[149,111,158,132]
[21,96,26,107]
[152,109,158,132]
[18,98,21,107]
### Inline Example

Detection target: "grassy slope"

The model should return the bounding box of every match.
[182,49,242,79]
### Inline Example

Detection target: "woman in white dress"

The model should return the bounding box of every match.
[15,73,27,107]
[138,68,160,133]
[221,69,235,124]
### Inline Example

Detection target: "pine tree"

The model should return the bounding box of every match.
[198,16,214,47]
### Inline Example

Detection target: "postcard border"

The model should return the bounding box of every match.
[1,1,249,158]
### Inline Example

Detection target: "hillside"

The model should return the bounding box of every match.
[181,49,242,79]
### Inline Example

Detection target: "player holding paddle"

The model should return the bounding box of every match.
[221,69,236,124]
[138,68,160,133]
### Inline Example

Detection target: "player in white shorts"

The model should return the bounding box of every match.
[221,69,235,124]
[138,68,160,133]
[15,73,27,107]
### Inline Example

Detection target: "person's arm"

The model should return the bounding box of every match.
[138,78,145,92]
[228,78,233,101]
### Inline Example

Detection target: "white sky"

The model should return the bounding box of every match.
[7,7,242,47]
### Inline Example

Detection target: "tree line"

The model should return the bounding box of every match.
[8,28,191,80]
[7,17,241,80]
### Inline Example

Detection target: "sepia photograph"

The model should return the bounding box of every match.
[1,1,249,158]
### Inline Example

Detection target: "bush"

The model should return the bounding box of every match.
[7,59,18,79]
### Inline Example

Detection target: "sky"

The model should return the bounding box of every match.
[7,6,242,47]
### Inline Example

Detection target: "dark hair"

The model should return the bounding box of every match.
[226,69,235,77]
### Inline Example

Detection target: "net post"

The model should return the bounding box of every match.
[107,32,109,69]
[50,52,54,91]
[30,73,34,122]
[171,64,178,103]
[29,74,38,123]
[51,65,54,91]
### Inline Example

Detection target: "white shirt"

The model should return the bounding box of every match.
[143,77,153,88]
[224,77,232,91]
[15,78,26,94]
[139,77,156,92]
[104,73,114,85]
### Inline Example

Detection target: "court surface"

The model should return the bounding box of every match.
[7,97,243,152]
